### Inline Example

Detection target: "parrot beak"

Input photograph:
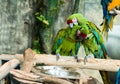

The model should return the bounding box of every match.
[69,23,73,28]
[73,22,78,25]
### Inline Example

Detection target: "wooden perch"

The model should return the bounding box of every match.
[0,59,20,80]
[0,49,120,72]
[21,48,36,72]
[34,54,120,72]
[10,69,73,84]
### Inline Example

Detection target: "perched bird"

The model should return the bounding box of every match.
[52,25,81,62]
[61,13,110,84]
[67,13,108,59]
[101,0,120,39]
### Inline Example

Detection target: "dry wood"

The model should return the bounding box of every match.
[10,69,73,84]
[10,69,41,82]
[0,59,20,80]
[0,61,5,84]
[0,50,120,72]
[34,54,120,72]
[32,68,74,84]
[21,48,36,72]
[0,54,23,61]
[13,77,42,84]
[10,69,40,80]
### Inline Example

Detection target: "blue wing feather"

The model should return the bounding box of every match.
[116,68,120,84]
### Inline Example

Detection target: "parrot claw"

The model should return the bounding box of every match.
[84,56,93,64]
[74,55,80,62]
[56,53,60,61]
[84,56,87,64]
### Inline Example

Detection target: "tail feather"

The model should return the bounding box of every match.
[102,19,109,40]
[100,54,111,84]
[100,71,111,84]
[101,16,115,40]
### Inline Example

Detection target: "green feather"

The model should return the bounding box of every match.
[66,13,110,84]
[52,26,81,56]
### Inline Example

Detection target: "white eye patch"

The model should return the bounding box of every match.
[69,23,73,28]
[72,18,78,25]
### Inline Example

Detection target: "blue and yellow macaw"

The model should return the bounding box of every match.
[101,0,120,39]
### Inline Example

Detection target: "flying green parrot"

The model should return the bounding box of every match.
[66,13,111,84]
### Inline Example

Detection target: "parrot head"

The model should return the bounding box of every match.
[76,25,88,41]
[67,13,88,28]
[67,13,90,41]
[67,17,78,28]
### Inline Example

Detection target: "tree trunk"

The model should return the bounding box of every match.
[34,0,81,53]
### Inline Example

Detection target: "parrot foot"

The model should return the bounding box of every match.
[84,56,92,64]
[56,53,61,61]
[74,55,80,62]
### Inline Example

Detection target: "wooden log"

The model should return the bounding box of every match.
[21,48,36,72]
[0,54,23,61]
[34,54,120,72]
[13,77,42,84]
[10,69,73,84]
[10,69,41,82]
[0,60,5,84]
[0,53,120,72]
[0,59,20,80]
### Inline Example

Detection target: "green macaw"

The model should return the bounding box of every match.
[67,13,108,59]
[67,13,110,84]
[52,25,81,62]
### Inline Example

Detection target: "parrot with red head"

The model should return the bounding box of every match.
[66,13,111,84]
[52,24,81,62]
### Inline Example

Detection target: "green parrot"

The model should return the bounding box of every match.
[67,13,108,59]
[66,13,111,84]
[52,25,81,62]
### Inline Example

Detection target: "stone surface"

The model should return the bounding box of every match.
[0,0,34,54]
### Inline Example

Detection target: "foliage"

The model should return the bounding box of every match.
[35,12,49,27]
[33,0,65,54]
[33,40,41,54]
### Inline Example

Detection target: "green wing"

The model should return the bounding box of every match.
[52,28,66,54]
[52,26,81,56]
[88,22,108,58]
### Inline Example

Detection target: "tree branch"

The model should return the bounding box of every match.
[34,54,120,72]
[0,59,20,80]
[0,51,120,72]
[10,69,73,84]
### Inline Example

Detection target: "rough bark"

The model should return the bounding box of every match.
[10,69,73,84]
[0,59,20,80]
[34,54,120,72]
[21,48,36,72]
[0,54,119,72]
